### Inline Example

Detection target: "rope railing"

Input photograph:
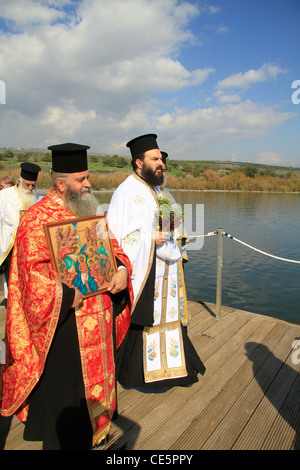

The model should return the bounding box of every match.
[222,231,300,264]
[188,231,218,238]
[186,228,300,320]
[187,230,300,263]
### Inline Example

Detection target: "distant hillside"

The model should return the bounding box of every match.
[166,159,300,177]
[1,148,299,192]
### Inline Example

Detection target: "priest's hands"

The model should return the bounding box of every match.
[155,231,169,246]
[108,267,128,294]
[70,268,128,308]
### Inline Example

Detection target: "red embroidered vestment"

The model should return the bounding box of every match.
[0,188,133,445]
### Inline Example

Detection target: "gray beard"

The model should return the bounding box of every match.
[65,187,99,217]
[17,186,38,208]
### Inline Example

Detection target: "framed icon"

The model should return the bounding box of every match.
[44,215,117,298]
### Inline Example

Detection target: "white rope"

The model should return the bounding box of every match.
[184,229,300,264]
[223,231,300,264]
[187,231,218,238]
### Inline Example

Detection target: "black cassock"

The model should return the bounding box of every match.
[23,284,93,450]
[24,279,127,450]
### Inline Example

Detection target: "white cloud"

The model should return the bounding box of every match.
[0,0,296,162]
[216,25,229,34]
[0,0,215,147]
[190,67,215,85]
[214,90,241,103]
[199,4,221,15]
[0,0,66,27]
[41,105,97,135]
[217,63,287,91]
[256,152,283,165]
[154,101,294,158]
[0,0,205,116]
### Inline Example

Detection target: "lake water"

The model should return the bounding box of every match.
[98,190,300,325]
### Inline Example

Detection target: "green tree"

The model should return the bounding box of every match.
[181,162,194,174]
[242,165,258,178]
[3,150,14,159]
[89,155,99,163]
[41,152,52,162]
[102,155,129,168]
[101,156,113,167]
[115,156,129,168]
[168,160,179,169]
[192,166,203,178]
[17,152,31,163]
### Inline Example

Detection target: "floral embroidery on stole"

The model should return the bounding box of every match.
[143,257,187,382]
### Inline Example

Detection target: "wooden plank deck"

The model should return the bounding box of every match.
[0,293,299,451]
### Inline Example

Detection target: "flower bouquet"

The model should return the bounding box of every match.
[154,197,183,235]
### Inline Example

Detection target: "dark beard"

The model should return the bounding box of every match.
[141,165,164,186]
[65,187,99,217]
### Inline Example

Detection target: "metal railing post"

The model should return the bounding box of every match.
[216,228,223,320]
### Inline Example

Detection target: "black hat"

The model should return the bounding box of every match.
[161,151,168,164]
[20,162,41,181]
[126,133,159,158]
[48,143,90,173]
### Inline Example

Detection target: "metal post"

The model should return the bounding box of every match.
[216,228,223,320]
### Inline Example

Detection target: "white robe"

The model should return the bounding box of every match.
[0,185,43,265]
[108,173,190,382]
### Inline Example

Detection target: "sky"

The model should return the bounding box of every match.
[0,0,299,166]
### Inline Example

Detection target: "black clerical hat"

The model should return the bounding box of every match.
[126,134,159,158]
[48,143,90,173]
[20,162,41,181]
[161,151,168,165]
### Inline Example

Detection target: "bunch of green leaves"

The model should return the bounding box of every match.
[154,197,183,232]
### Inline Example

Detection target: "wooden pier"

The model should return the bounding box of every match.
[0,294,299,451]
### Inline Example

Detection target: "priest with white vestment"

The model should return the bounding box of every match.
[107,133,205,391]
[0,163,43,298]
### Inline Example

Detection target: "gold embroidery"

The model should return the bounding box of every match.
[134,195,145,205]
[83,317,97,331]
[91,384,103,398]
[92,403,106,417]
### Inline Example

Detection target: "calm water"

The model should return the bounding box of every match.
[173,191,300,324]
[98,190,300,324]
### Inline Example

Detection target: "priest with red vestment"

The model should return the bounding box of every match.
[0,143,133,450]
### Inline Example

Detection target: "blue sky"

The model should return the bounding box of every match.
[0,0,299,166]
